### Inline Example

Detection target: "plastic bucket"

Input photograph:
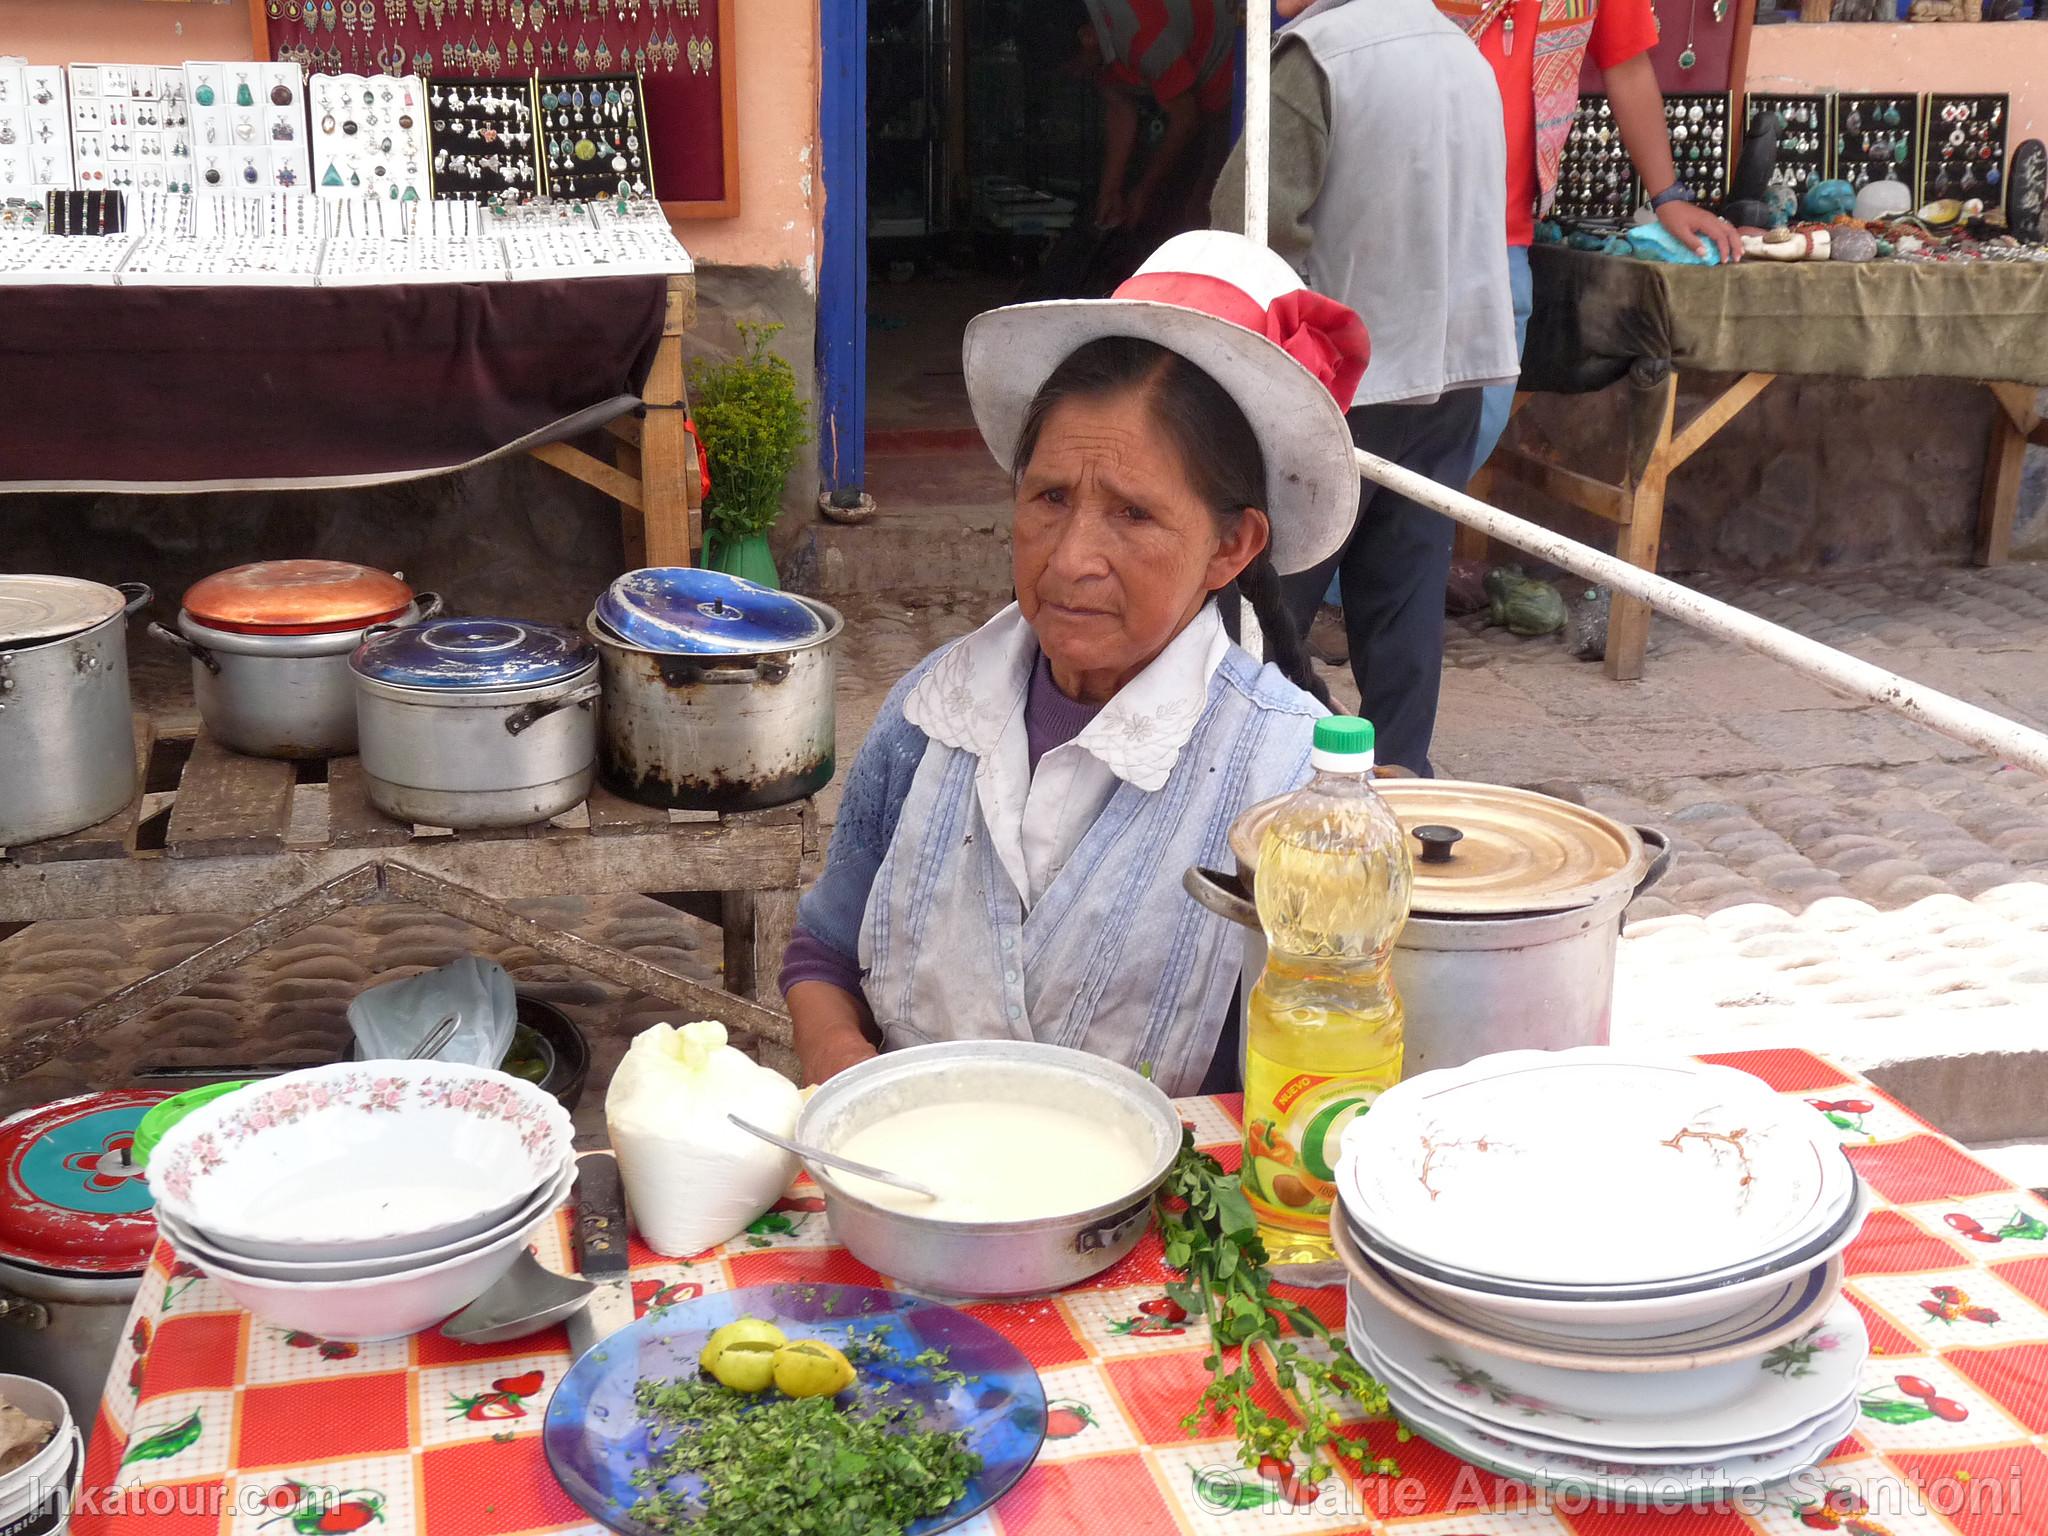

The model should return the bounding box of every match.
[0,1374,81,1536]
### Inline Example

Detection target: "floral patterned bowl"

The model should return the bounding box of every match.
[147,1060,573,1262]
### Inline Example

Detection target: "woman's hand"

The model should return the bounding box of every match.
[787,980,882,1086]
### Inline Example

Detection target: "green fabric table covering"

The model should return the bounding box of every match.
[1522,243,2048,394]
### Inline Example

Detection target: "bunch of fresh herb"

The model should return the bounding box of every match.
[688,321,809,541]
[1159,1131,1399,1481]
[629,1330,981,1536]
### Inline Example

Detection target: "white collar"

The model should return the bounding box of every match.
[905,602,1229,792]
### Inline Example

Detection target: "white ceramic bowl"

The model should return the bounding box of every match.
[186,1206,549,1342]
[157,1155,575,1282]
[149,1060,573,1262]
[1340,1179,1872,1339]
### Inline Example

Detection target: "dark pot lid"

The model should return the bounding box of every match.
[597,568,824,655]
[0,575,126,647]
[351,616,595,690]
[0,1091,163,1277]
[184,560,413,635]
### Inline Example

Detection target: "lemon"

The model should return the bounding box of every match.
[699,1317,788,1377]
[771,1339,856,1399]
[706,1340,779,1393]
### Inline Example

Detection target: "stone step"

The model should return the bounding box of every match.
[805,449,1016,597]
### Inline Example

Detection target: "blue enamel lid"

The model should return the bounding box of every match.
[351,617,595,690]
[596,568,825,656]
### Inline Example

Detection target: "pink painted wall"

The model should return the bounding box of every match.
[6,0,256,66]
[1746,22,2047,148]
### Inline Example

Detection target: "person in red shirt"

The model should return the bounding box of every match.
[1451,0,1740,473]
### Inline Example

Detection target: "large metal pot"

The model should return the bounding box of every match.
[588,596,842,812]
[351,617,600,829]
[1186,780,1672,1079]
[796,1040,1181,1300]
[0,580,150,848]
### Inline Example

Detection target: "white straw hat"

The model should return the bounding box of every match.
[962,230,1371,575]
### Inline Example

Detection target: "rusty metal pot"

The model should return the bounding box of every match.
[586,597,842,813]
[1185,781,1672,1079]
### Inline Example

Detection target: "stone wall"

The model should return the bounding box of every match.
[0,263,819,627]
[1501,374,2048,573]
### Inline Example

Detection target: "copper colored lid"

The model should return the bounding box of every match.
[182,560,413,635]
[1230,778,1647,917]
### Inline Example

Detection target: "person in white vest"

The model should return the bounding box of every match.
[1211,0,1519,775]
[779,232,1371,1096]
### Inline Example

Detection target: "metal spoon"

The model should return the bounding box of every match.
[725,1113,940,1200]
[406,1013,463,1061]
[439,1251,595,1344]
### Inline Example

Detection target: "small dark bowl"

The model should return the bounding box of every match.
[349,992,590,1112]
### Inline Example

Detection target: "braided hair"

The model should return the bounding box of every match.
[1010,336,1334,709]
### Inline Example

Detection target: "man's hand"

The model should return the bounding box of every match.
[1094,186,1128,230]
[1658,199,1741,263]
[799,1032,877,1087]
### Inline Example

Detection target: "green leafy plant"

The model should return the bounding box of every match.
[689,322,809,542]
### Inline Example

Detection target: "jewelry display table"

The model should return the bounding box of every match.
[1473,246,2048,679]
[0,268,702,566]
[0,722,808,1081]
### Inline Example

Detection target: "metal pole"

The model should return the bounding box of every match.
[1354,447,2048,777]
[1243,0,1270,248]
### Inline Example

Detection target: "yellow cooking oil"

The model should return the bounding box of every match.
[1242,716,1412,1264]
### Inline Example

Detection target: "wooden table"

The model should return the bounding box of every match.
[0,722,807,1027]
[1478,247,2048,679]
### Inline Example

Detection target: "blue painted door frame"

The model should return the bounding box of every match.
[817,0,868,495]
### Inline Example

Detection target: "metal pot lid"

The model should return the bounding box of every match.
[1231,779,1647,917]
[0,575,126,647]
[183,560,413,636]
[0,1091,163,1278]
[351,616,595,690]
[597,567,825,655]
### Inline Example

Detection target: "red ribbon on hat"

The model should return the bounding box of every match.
[1114,271,1371,408]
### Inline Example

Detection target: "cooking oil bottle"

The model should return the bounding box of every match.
[1242,716,1413,1265]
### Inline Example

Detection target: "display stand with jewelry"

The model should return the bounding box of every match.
[1744,92,1831,201]
[1660,93,1733,203]
[1921,94,2009,207]
[0,64,77,199]
[1556,95,1637,225]
[185,61,312,194]
[425,77,541,202]
[310,72,430,201]
[1837,94,1921,199]
[534,73,654,202]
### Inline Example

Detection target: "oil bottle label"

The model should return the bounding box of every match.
[1241,1067,1384,1234]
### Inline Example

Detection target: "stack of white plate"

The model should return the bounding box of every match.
[147,1060,576,1342]
[1334,1048,1871,1503]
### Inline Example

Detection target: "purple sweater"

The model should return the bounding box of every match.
[778,653,1101,997]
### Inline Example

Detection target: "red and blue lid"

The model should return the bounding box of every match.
[0,1091,163,1277]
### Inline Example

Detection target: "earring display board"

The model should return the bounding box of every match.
[536,74,653,200]
[309,73,431,200]
[186,61,314,193]
[0,65,77,199]
[1663,92,1734,202]
[254,0,735,213]
[425,77,541,200]
[67,66,195,197]
[1922,94,2008,206]
[1838,94,1921,201]
[1557,96,1638,224]
[1745,92,1831,199]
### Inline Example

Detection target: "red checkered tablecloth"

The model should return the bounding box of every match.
[72,1049,2048,1536]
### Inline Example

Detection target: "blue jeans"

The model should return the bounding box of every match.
[1471,244,1534,478]
[1324,245,1532,607]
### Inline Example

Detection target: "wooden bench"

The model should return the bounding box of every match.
[0,722,810,1005]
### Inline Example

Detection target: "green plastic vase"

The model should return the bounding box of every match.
[701,529,780,590]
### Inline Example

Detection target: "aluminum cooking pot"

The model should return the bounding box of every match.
[0,579,150,848]
[1185,780,1671,1078]
[588,596,842,813]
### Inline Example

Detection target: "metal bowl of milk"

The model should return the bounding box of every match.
[796,1040,1182,1300]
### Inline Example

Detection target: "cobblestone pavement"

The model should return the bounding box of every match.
[5,563,2046,1138]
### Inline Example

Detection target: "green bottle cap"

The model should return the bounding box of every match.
[1313,716,1375,757]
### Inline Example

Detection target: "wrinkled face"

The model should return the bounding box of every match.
[1011,387,1266,701]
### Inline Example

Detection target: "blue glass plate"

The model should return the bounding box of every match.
[543,1283,1047,1536]
[597,568,825,656]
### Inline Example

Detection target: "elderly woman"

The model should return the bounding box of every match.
[780,231,1373,1095]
